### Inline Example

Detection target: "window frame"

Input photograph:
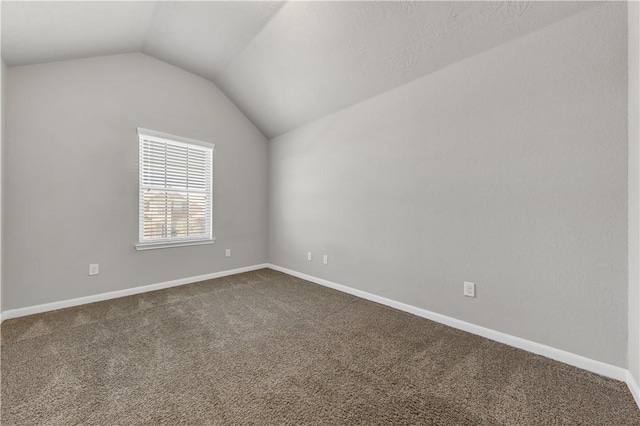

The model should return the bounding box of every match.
[135,128,215,251]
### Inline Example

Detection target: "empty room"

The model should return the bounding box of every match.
[1,0,640,424]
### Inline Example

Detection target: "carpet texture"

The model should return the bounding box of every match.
[1,269,639,425]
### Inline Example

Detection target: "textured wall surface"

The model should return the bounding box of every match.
[4,53,268,310]
[269,3,628,367]
[1,60,6,312]
[629,0,640,383]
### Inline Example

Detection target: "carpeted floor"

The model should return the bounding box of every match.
[1,269,639,425]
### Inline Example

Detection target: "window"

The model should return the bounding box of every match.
[136,128,214,250]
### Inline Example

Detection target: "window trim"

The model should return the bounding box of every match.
[135,128,215,251]
[135,238,216,251]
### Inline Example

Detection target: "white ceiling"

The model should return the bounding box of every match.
[216,1,597,138]
[1,1,597,138]
[1,1,284,72]
[142,1,283,80]
[1,2,158,65]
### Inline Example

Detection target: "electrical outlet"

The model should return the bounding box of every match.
[225,249,231,258]
[307,252,312,261]
[89,264,99,276]
[464,281,475,298]
[323,255,328,265]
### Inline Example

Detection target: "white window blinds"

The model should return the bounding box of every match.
[137,128,214,249]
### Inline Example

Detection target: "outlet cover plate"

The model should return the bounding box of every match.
[464,281,475,297]
[89,264,99,276]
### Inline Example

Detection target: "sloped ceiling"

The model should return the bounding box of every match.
[1,2,159,65]
[2,1,598,139]
[1,1,284,73]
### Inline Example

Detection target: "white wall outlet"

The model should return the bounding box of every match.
[307,252,312,261]
[225,249,231,258]
[323,255,328,265]
[89,264,99,276]
[464,281,476,298]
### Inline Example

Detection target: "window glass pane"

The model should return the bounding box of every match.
[138,131,213,245]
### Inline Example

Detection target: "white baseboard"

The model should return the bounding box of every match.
[1,263,269,322]
[266,264,632,387]
[628,371,640,409]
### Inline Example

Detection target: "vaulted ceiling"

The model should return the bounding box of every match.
[1,1,598,138]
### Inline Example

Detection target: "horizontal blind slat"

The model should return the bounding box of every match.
[139,134,212,243]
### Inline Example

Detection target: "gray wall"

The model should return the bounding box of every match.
[268,3,628,367]
[629,0,640,383]
[4,53,268,310]
[1,60,6,312]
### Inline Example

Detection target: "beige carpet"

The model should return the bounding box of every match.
[1,269,639,425]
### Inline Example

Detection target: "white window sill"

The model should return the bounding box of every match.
[135,238,216,251]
